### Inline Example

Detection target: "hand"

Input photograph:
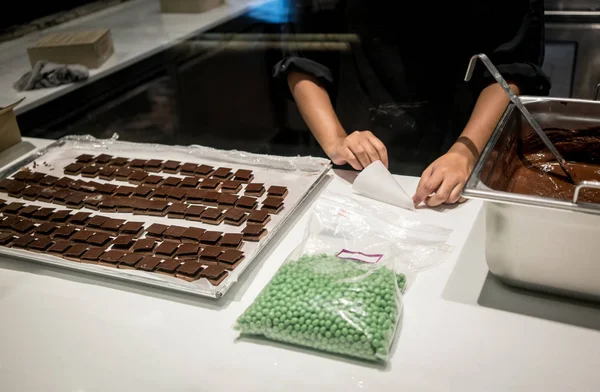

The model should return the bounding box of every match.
[412,144,476,207]
[324,130,389,170]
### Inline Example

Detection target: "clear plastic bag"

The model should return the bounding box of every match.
[234,191,453,362]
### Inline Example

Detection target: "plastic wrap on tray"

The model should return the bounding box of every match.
[235,191,452,362]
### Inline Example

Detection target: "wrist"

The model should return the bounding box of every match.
[448,140,478,166]
[320,129,347,157]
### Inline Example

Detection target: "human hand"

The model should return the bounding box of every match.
[324,130,388,170]
[412,143,476,207]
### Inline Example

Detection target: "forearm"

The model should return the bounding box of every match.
[287,71,346,153]
[451,82,520,159]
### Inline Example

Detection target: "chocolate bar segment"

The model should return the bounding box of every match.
[144,159,163,172]
[175,261,204,281]
[211,167,233,181]
[132,238,156,253]
[76,154,95,163]
[199,178,220,191]
[128,159,146,169]
[71,229,95,242]
[194,164,214,177]
[118,253,143,269]
[87,232,111,247]
[218,233,243,249]
[200,208,224,225]
[217,193,238,209]
[81,248,104,263]
[175,243,200,259]
[63,243,88,259]
[163,225,187,241]
[29,237,54,251]
[242,224,268,241]
[180,163,198,175]
[110,235,135,249]
[64,163,84,175]
[99,250,127,266]
[199,246,223,260]
[262,196,285,214]
[185,205,205,221]
[221,180,243,194]
[120,221,144,237]
[244,183,265,197]
[267,186,288,199]
[115,167,134,180]
[48,240,72,254]
[181,227,206,243]
[233,169,254,183]
[223,208,247,226]
[166,203,187,219]
[135,255,161,271]
[247,210,271,225]
[162,177,181,187]
[95,154,113,164]
[155,241,179,256]
[236,196,258,211]
[179,176,201,188]
[146,223,168,238]
[156,258,182,275]
[163,160,181,174]
[109,157,129,167]
[200,230,222,245]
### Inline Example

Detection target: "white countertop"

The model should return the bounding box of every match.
[1,138,600,391]
[0,0,254,113]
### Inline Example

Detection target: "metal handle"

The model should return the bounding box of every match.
[595,83,600,101]
[573,181,600,204]
[465,53,576,184]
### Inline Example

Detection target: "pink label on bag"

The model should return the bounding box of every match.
[336,249,383,264]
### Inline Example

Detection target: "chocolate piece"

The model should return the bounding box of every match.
[135,255,161,271]
[200,230,222,245]
[25,172,46,184]
[95,154,113,164]
[12,235,36,248]
[110,235,135,249]
[143,175,163,186]
[244,183,265,197]
[223,208,247,226]
[64,163,84,175]
[55,177,74,188]
[118,253,143,269]
[101,218,125,232]
[48,240,72,253]
[180,163,198,175]
[163,225,187,241]
[109,157,129,167]
[146,200,168,216]
[83,195,104,209]
[35,222,58,236]
[217,193,238,209]
[80,165,100,178]
[120,221,144,236]
[194,164,214,177]
[32,207,56,220]
[4,181,26,197]
[200,208,224,225]
[219,233,243,249]
[166,203,187,219]
[144,159,163,172]
[68,212,91,225]
[247,210,271,225]
[133,185,153,198]
[98,166,117,180]
[99,197,118,212]
[242,224,268,241]
[132,238,156,253]
[146,223,168,238]
[202,190,220,206]
[53,225,78,239]
[12,169,32,181]
[185,205,205,221]
[51,189,70,205]
[0,216,21,229]
[221,180,243,194]
[0,232,15,245]
[175,261,204,281]
[211,167,233,180]
[267,186,288,198]
[29,237,54,251]
[65,193,86,208]
[3,202,25,215]
[13,219,35,233]
[156,258,181,274]
[155,241,179,256]
[76,154,95,163]
[71,229,95,242]
[199,178,220,191]
[99,250,126,265]
[69,180,87,192]
[87,216,108,229]
[128,170,148,184]
[185,189,206,203]
[200,264,227,280]
[39,175,59,187]
[114,185,136,197]
[233,169,254,183]
[262,196,284,214]
[115,167,134,180]
[128,159,146,169]
[175,243,200,259]
[49,210,71,222]
[236,196,258,210]
[181,227,206,243]
[179,176,200,188]
[81,248,104,262]
[200,245,223,259]
[63,244,88,259]
[19,205,40,217]
[87,232,111,247]
[99,183,117,195]
[217,249,245,264]
[22,185,42,200]
[163,160,181,174]
[162,177,181,187]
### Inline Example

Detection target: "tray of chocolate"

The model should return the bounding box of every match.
[0,135,331,298]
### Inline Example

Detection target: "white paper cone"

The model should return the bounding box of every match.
[352,160,415,211]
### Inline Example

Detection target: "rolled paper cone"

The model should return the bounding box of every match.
[352,160,415,211]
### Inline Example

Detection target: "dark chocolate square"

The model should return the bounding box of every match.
[87,233,111,246]
[39,175,59,187]
[199,178,220,190]
[200,264,227,279]
[63,244,88,258]
[81,248,104,262]
[144,159,163,171]
[155,241,179,256]
[12,170,31,181]
[156,258,181,274]
[71,229,95,242]
[0,232,15,245]
[262,196,284,212]
[163,160,181,173]
[267,186,288,197]
[200,208,222,220]
[83,195,104,209]
[219,233,243,248]
[200,246,223,259]
[48,240,71,253]
[32,207,56,220]
[19,205,40,217]
[114,185,136,197]
[110,235,135,249]
[22,185,42,200]
[13,219,35,233]
[133,185,153,198]
[129,159,146,168]
[236,196,258,210]
[120,221,144,235]
[0,216,21,229]
[185,189,206,203]
[87,216,108,229]
[95,154,113,164]
[80,165,100,177]
[98,166,117,180]
[221,180,242,193]
[4,181,26,196]
[217,249,244,264]
[76,154,95,163]
[179,176,200,188]
[64,163,84,175]
[180,163,198,174]
[25,172,46,184]
[110,157,129,167]
[166,203,187,218]
[202,191,220,205]
[115,167,134,180]
[223,208,247,225]
[247,210,270,225]
[69,212,92,225]
[129,170,148,183]
[143,175,163,186]
[3,202,25,214]
[181,227,205,242]
[162,177,181,187]
[65,193,86,208]
[163,225,187,241]
[146,200,168,215]
[244,183,265,196]
[119,253,143,268]
[211,167,232,179]
[150,186,169,200]
[100,250,126,264]
[53,225,78,239]
[146,223,168,237]
[176,261,204,277]
[101,218,126,232]
[29,237,54,251]
[132,238,156,252]
[35,222,58,235]
[233,169,253,181]
[217,193,238,207]
[175,243,200,258]
[193,164,214,177]
[135,255,161,271]
[199,231,222,245]
[51,189,71,203]
[185,205,205,218]
[11,235,35,248]
[242,224,267,241]
[55,177,74,188]
[49,210,71,222]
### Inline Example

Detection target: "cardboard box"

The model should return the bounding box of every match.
[26,29,114,69]
[160,0,224,13]
[0,98,24,153]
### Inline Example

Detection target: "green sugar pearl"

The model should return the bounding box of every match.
[235,254,406,362]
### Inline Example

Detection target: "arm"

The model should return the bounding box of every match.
[288,71,388,169]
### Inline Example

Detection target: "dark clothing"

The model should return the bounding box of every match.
[272,0,551,174]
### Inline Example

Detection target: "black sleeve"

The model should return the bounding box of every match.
[272,3,343,101]
[477,0,551,96]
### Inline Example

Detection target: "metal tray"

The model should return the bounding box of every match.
[462,96,600,301]
[0,135,332,299]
